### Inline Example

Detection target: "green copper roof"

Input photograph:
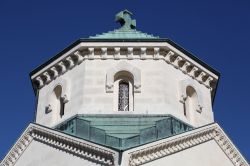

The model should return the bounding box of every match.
[89,10,159,39]
[56,115,192,150]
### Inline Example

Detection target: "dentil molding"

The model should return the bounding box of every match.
[31,45,218,93]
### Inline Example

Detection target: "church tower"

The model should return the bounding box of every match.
[1,10,249,166]
[32,10,218,129]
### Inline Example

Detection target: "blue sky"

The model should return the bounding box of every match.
[0,0,249,161]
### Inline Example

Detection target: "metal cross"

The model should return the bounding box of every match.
[115,9,136,30]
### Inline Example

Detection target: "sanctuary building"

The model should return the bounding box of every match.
[1,10,249,166]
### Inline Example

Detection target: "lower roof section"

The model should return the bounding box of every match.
[55,114,192,151]
[1,122,249,166]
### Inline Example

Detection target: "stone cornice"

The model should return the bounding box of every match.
[127,123,249,166]
[31,43,218,92]
[1,123,117,166]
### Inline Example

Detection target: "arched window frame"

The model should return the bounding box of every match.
[114,72,134,111]
[106,61,141,93]
[45,78,70,117]
[179,79,203,114]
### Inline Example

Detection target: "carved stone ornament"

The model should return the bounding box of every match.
[1,124,117,166]
[32,44,217,93]
[45,104,52,114]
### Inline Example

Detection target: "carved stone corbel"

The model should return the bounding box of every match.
[180,61,191,74]
[58,61,67,74]
[106,84,113,93]
[114,47,120,60]
[88,47,94,60]
[60,94,69,104]
[101,47,108,60]
[127,47,133,60]
[196,71,206,83]
[153,47,160,60]
[134,84,141,93]
[43,72,51,83]
[140,47,147,60]
[204,76,213,88]
[164,51,174,63]
[35,76,44,88]
[179,94,187,104]
[189,66,199,79]
[50,66,59,78]
[172,56,183,69]
[74,51,84,64]
[66,57,74,69]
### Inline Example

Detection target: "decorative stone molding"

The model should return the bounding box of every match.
[153,47,160,60]
[114,47,121,60]
[73,51,84,64]
[1,124,117,166]
[32,45,218,92]
[106,61,141,93]
[60,94,69,104]
[140,47,147,60]
[164,50,175,63]
[128,124,249,166]
[179,79,204,113]
[50,66,59,78]
[88,47,94,60]
[45,78,70,112]
[101,47,108,60]
[127,47,133,60]
[66,57,74,69]
[58,61,67,74]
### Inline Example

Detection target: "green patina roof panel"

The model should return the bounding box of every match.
[89,9,159,39]
[89,29,159,39]
[56,115,192,151]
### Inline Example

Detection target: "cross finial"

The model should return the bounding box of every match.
[115,9,136,30]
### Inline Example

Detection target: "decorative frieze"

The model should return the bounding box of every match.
[128,124,249,166]
[32,46,217,92]
[1,124,116,166]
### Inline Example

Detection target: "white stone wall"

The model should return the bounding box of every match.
[35,42,216,128]
[15,140,102,166]
[36,59,213,128]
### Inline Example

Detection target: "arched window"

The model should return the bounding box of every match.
[118,81,129,111]
[184,86,198,122]
[114,71,134,111]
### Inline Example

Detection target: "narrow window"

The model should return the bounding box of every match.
[118,81,129,111]
[60,97,65,117]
